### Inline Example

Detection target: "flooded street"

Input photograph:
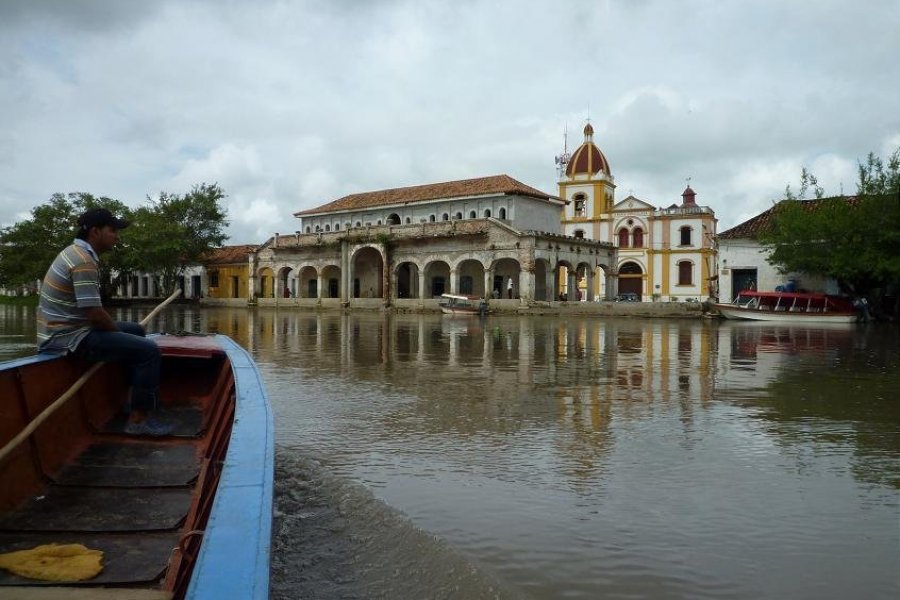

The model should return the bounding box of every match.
[2,304,899,599]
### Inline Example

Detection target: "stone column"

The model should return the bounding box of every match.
[317,273,325,300]
[521,269,535,303]
[341,240,350,304]
[586,269,595,302]
[418,269,428,302]
[606,272,617,300]
[449,268,458,295]
[381,247,391,306]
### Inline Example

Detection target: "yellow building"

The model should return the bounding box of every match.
[203,245,256,301]
[558,123,718,302]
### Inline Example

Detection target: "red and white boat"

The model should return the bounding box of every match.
[713,290,857,323]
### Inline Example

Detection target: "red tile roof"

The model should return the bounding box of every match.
[201,244,258,265]
[293,174,558,217]
[719,196,859,239]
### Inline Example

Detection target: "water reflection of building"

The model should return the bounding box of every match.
[141,307,873,490]
[712,322,853,392]
[209,309,716,479]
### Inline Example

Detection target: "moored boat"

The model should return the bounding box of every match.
[0,334,273,599]
[439,293,488,316]
[713,290,857,323]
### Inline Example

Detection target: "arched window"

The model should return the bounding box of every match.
[574,229,585,239]
[442,213,449,221]
[387,213,401,225]
[429,215,436,222]
[315,225,321,233]
[680,226,692,246]
[574,193,586,217]
[468,211,476,218]
[355,221,361,227]
[618,227,630,248]
[484,209,491,218]
[324,224,330,232]
[345,222,351,229]
[499,208,507,219]
[405,217,411,224]
[305,226,311,233]
[678,261,693,285]
[455,212,463,220]
[376,220,382,225]
[632,227,643,247]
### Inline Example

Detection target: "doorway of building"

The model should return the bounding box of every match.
[431,276,445,297]
[618,261,644,300]
[731,268,757,300]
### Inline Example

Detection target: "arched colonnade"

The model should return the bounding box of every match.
[253,245,617,303]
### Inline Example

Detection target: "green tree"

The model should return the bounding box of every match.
[761,148,900,312]
[125,183,229,294]
[0,184,228,298]
[0,193,129,295]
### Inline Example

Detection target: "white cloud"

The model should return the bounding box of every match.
[1,0,898,241]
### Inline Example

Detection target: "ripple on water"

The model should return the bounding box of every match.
[271,448,521,600]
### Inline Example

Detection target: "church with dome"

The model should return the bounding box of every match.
[247,121,716,308]
[557,123,717,301]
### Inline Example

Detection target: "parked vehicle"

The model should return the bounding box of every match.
[615,293,640,302]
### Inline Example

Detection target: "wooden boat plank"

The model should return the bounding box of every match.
[98,406,204,438]
[0,487,191,532]
[0,531,179,586]
[52,443,199,487]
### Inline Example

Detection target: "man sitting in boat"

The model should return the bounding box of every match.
[36,208,172,436]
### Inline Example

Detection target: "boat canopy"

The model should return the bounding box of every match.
[440,294,477,301]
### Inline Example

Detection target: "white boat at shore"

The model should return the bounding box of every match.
[439,294,488,316]
[713,290,857,323]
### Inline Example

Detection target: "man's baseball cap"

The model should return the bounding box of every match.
[77,208,130,232]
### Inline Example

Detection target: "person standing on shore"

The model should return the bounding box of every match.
[36,208,172,436]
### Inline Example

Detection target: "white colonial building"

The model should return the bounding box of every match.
[250,175,618,308]
[717,199,843,301]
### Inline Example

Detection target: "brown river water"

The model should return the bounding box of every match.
[1,304,898,599]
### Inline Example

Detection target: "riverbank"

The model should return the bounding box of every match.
[236,297,710,318]
[0,293,708,318]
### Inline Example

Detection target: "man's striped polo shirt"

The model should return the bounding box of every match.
[37,238,103,354]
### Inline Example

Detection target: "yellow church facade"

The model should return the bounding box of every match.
[557,124,717,302]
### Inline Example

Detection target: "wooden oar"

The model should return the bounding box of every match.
[0,288,183,464]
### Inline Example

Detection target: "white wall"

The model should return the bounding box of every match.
[718,238,837,300]
[299,194,563,235]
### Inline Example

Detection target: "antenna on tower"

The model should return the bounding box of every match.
[554,123,571,178]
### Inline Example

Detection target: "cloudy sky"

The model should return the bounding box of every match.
[2,0,898,244]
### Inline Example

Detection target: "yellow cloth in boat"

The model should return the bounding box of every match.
[0,543,103,581]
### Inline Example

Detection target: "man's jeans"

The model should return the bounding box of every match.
[76,322,161,413]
